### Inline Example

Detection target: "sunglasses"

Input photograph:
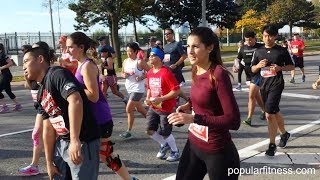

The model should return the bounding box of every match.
[156,43,162,46]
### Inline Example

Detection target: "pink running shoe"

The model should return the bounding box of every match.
[18,164,40,176]
[13,104,22,111]
[0,105,9,113]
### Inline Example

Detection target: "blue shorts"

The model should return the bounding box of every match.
[251,76,262,87]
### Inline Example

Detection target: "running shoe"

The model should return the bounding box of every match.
[259,112,266,120]
[18,164,40,176]
[166,150,180,162]
[242,117,252,126]
[302,75,306,83]
[0,105,9,113]
[156,143,170,159]
[13,104,22,111]
[265,143,277,157]
[119,131,133,139]
[278,132,290,148]
[131,177,139,180]
[235,85,241,90]
[289,78,295,84]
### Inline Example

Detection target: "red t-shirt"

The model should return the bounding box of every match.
[188,65,240,153]
[146,66,180,112]
[289,39,305,57]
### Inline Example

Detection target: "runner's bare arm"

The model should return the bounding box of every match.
[82,62,99,102]
[43,119,56,166]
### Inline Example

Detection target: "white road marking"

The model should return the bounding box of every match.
[0,129,33,138]
[233,87,320,99]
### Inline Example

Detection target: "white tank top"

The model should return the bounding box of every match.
[123,58,145,93]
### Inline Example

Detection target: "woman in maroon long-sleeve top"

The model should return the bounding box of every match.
[168,27,241,180]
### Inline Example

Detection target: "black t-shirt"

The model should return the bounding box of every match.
[0,53,12,77]
[38,66,99,142]
[251,45,293,90]
[237,43,263,65]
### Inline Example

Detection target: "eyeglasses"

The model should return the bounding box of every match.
[164,33,172,36]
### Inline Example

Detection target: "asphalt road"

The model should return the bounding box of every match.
[1,55,320,180]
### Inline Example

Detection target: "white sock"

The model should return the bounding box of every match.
[151,132,166,145]
[165,134,178,152]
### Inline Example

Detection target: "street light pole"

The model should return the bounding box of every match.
[201,0,207,27]
[49,0,56,50]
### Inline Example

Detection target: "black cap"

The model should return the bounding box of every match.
[100,47,110,53]
[97,36,106,41]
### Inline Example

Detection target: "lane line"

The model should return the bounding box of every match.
[0,129,33,138]
[234,87,320,99]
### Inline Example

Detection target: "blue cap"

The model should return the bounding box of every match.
[150,48,164,61]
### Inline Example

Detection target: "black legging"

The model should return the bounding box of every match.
[0,74,16,100]
[176,140,240,180]
[238,64,252,84]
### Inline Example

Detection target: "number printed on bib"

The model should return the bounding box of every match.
[188,123,209,142]
[260,67,276,78]
[49,115,69,136]
[163,54,170,62]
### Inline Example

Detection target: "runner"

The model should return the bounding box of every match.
[18,41,52,176]
[58,35,78,75]
[289,33,305,83]
[235,40,244,90]
[120,42,148,139]
[163,28,188,104]
[21,44,32,54]
[23,47,100,179]
[239,31,266,126]
[100,47,125,100]
[98,36,116,58]
[146,37,157,59]
[67,32,135,180]
[144,47,181,162]
[251,25,295,157]
[0,43,22,113]
[167,27,240,180]
[155,40,163,50]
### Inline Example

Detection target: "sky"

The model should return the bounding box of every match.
[1,0,156,34]
[1,0,301,35]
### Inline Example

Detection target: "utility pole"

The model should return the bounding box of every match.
[201,0,207,27]
[49,0,56,50]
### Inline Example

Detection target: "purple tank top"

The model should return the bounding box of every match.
[75,59,112,125]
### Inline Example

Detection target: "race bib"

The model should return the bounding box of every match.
[49,115,69,136]
[188,123,208,142]
[260,67,276,78]
[163,54,170,62]
[292,48,299,54]
[30,90,38,102]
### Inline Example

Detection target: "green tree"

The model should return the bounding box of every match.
[266,0,317,37]
[121,0,154,42]
[236,0,274,14]
[69,0,154,68]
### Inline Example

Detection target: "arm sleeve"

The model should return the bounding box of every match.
[193,68,241,130]
[51,69,79,100]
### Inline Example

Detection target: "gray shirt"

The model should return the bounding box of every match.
[163,41,186,72]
